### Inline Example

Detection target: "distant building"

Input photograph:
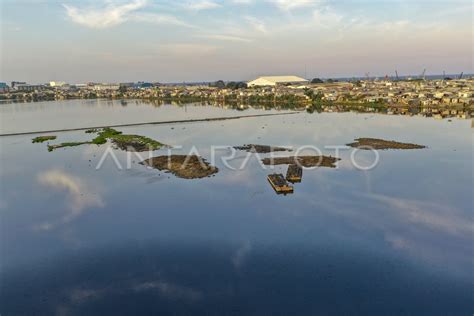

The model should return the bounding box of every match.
[137,82,153,89]
[49,81,66,87]
[74,83,88,89]
[11,81,26,89]
[14,83,45,92]
[247,76,309,87]
[0,82,9,93]
[119,82,135,88]
[119,82,154,90]
[93,84,120,91]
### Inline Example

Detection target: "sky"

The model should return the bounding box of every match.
[0,0,472,83]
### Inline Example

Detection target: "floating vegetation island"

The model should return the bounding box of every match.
[142,155,219,179]
[234,144,292,153]
[347,138,426,150]
[46,128,166,152]
[262,156,340,168]
[32,136,57,143]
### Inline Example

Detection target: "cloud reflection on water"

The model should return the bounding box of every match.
[231,240,252,270]
[133,280,203,301]
[36,169,104,230]
[367,193,472,237]
[308,188,472,277]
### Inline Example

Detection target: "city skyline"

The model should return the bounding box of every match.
[1,0,472,83]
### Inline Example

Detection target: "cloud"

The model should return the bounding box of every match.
[231,240,252,269]
[232,0,254,4]
[368,193,472,237]
[36,170,104,230]
[2,21,22,32]
[385,234,409,250]
[133,280,203,301]
[63,0,147,29]
[268,0,321,11]
[183,0,221,11]
[245,16,267,34]
[133,13,195,28]
[69,288,105,304]
[313,7,343,28]
[199,34,253,42]
[63,0,191,29]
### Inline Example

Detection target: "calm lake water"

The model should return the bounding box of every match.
[0,99,472,315]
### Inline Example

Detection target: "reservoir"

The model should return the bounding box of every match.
[0,99,472,315]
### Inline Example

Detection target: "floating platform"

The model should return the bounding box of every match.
[267,174,294,194]
[286,164,303,183]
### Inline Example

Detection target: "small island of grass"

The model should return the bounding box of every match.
[347,138,426,150]
[262,156,340,168]
[234,144,292,153]
[32,135,57,143]
[85,128,100,134]
[47,127,166,152]
[110,134,165,152]
[48,141,91,152]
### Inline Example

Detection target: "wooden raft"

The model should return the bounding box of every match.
[286,164,303,183]
[268,174,294,194]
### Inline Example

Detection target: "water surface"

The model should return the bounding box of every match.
[0,100,472,315]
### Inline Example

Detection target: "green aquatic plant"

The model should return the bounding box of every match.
[32,136,57,143]
[90,127,123,145]
[109,133,165,151]
[85,128,100,133]
[46,128,165,152]
[48,141,91,152]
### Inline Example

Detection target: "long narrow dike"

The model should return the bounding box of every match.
[0,112,301,137]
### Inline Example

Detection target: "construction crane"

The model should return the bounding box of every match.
[365,72,370,81]
[459,72,464,79]
[420,69,426,80]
